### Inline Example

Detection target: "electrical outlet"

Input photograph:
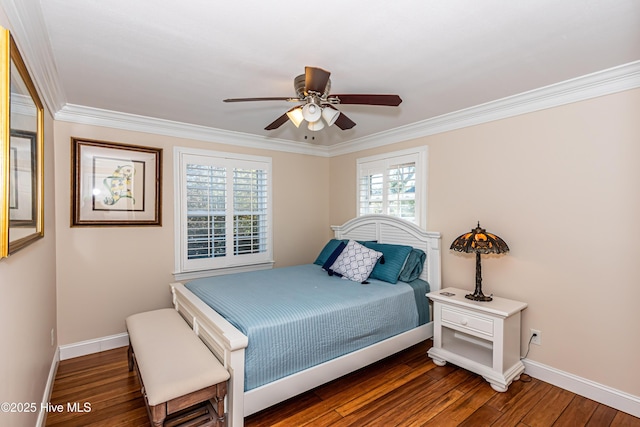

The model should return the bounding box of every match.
[530,329,542,345]
[51,328,55,347]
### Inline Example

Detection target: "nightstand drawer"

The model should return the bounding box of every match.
[441,306,493,337]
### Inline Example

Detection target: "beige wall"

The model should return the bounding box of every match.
[0,117,57,427]
[0,16,58,426]
[329,88,640,397]
[53,122,330,345]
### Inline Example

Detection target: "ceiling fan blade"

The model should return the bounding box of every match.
[331,94,402,106]
[264,112,290,130]
[334,112,356,130]
[224,97,294,102]
[305,66,331,94]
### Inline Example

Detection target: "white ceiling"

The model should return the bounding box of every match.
[12,1,640,147]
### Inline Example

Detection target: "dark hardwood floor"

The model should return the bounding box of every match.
[45,340,640,426]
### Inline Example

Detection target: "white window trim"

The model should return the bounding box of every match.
[173,146,274,280]
[356,146,428,228]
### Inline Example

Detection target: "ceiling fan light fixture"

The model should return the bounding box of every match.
[223,67,402,132]
[286,106,304,127]
[321,106,340,127]
[302,102,322,122]
[307,119,325,131]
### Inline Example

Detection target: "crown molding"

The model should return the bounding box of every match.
[0,0,67,114]
[55,104,331,157]
[328,60,640,156]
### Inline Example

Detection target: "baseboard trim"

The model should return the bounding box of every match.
[59,333,129,360]
[523,359,640,418]
[36,347,60,427]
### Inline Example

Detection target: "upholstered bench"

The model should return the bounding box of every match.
[126,308,230,427]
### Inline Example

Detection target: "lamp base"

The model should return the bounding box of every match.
[465,292,493,302]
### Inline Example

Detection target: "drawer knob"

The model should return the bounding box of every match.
[460,318,468,326]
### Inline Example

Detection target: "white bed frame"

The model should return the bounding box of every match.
[170,215,441,427]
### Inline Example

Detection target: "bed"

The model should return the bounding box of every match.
[170,215,442,427]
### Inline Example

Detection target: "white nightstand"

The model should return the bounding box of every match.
[426,287,528,392]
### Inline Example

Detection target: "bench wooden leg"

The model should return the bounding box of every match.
[148,403,167,427]
[127,344,134,371]
[210,382,227,426]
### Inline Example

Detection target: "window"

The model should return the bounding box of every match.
[357,147,427,227]
[174,147,272,279]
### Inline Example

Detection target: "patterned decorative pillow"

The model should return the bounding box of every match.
[330,240,383,283]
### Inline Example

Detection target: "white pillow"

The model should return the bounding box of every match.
[330,240,383,283]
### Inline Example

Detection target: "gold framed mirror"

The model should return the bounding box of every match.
[1,27,45,259]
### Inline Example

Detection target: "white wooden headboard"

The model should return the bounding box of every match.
[331,215,442,292]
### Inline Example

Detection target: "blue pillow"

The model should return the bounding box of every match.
[362,242,413,284]
[321,241,347,272]
[314,239,347,266]
[398,248,426,282]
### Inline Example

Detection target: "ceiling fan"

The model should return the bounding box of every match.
[223,66,402,131]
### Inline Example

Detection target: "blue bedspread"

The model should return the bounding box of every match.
[186,264,430,390]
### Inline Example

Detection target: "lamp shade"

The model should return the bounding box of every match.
[450,222,509,255]
[307,119,325,131]
[321,106,340,126]
[302,103,322,122]
[286,106,304,127]
[450,222,509,301]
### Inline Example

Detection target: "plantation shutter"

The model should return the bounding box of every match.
[233,167,268,256]
[177,150,272,275]
[359,159,386,216]
[186,163,227,261]
[357,148,427,226]
[386,162,416,222]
